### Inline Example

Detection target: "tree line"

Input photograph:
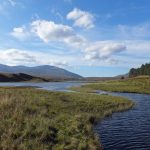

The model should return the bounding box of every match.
[129,63,150,77]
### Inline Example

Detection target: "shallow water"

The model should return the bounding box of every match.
[94,92,150,150]
[0,81,83,91]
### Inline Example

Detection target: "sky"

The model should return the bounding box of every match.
[0,0,150,77]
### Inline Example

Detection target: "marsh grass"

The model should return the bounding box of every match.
[71,76,150,94]
[0,87,133,150]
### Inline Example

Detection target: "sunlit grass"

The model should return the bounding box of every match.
[0,87,134,150]
[71,76,150,94]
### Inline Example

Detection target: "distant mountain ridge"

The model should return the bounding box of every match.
[0,64,83,80]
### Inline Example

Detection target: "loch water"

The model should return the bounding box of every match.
[0,81,83,91]
[94,92,150,150]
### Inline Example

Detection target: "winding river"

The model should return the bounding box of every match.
[0,81,84,91]
[94,92,150,150]
[0,82,149,149]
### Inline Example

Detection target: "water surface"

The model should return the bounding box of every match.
[0,81,83,91]
[94,92,150,150]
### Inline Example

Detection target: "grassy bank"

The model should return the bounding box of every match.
[71,76,150,94]
[0,87,133,150]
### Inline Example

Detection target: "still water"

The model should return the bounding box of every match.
[94,92,150,150]
[0,81,84,91]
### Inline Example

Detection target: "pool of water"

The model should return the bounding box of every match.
[94,92,150,150]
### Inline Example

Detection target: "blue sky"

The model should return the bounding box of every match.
[0,0,150,77]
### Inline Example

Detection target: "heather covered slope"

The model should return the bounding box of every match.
[0,73,47,82]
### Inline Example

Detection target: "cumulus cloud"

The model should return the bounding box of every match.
[31,20,86,47]
[85,40,149,67]
[10,19,128,66]
[84,41,126,61]
[0,49,69,67]
[31,20,73,42]
[48,60,68,67]
[0,49,37,65]
[67,8,95,29]
[11,26,30,40]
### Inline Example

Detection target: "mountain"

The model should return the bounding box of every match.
[0,64,83,80]
[0,73,48,82]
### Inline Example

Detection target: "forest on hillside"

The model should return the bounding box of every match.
[129,63,150,77]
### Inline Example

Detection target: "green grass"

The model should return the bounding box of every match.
[71,76,150,94]
[0,87,134,150]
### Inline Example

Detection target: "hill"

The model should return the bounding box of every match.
[129,63,150,77]
[0,64,83,80]
[0,73,48,82]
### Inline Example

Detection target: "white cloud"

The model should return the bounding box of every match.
[10,20,127,65]
[10,19,150,68]
[67,8,95,29]
[1,39,150,68]
[84,41,126,61]
[11,26,30,40]
[0,49,37,65]
[49,60,68,67]
[31,20,73,42]
[106,58,119,65]
[31,20,86,47]
[0,49,69,67]
[83,40,150,66]
[124,40,150,53]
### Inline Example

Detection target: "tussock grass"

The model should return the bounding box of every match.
[71,76,150,94]
[0,87,134,150]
